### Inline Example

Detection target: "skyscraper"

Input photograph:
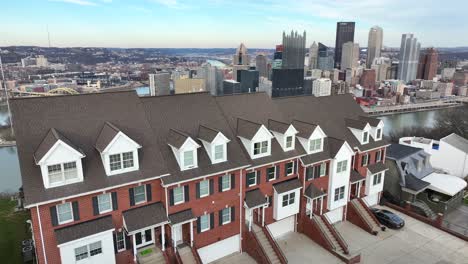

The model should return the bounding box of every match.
[149,72,170,96]
[309,41,318,70]
[335,22,355,69]
[233,43,250,81]
[281,30,306,69]
[417,48,438,80]
[312,78,332,97]
[317,43,334,71]
[198,63,224,95]
[255,54,268,78]
[366,26,383,68]
[341,42,360,70]
[397,34,421,83]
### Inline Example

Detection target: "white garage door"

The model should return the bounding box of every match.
[364,193,379,207]
[267,215,295,239]
[197,234,240,264]
[325,207,343,224]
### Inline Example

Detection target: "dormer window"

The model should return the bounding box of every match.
[214,144,225,161]
[183,150,195,168]
[109,152,135,172]
[254,141,269,156]
[363,131,369,144]
[309,138,322,152]
[47,162,79,186]
[376,128,382,140]
[285,136,293,149]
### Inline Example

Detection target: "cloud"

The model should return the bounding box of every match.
[148,0,189,9]
[49,0,98,6]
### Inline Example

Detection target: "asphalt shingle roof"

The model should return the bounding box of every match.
[169,209,196,225]
[442,133,468,153]
[95,122,121,152]
[273,178,302,194]
[34,128,84,163]
[123,202,168,232]
[245,188,267,208]
[55,215,114,245]
[367,162,389,174]
[304,184,326,199]
[386,144,423,160]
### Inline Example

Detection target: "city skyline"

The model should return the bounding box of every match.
[1,0,467,48]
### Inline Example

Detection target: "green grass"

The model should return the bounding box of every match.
[140,248,153,256]
[0,198,31,264]
[464,196,468,205]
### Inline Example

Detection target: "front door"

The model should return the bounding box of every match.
[135,228,153,248]
[174,225,183,246]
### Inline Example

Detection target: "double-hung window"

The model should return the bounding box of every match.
[285,162,294,175]
[48,162,78,185]
[361,154,369,167]
[285,136,293,149]
[75,245,88,261]
[373,173,382,185]
[115,231,126,252]
[173,186,184,205]
[133,185,146,204]
[336,160,347,173]
[97,193,112,214]
[214,144,225,161]
[267,167,276,181]
[89,241,102,256]
[375,150,382,163]
[282,192,295,207]
[376,128,382,140]
[363,131,369,143]
[110,152,134,172]
[246,172,257,187]
[183,150,194,168]
[200,214,210,232]
[319,163,326,176]
[74,241,103,261]
[221,208,231,225]
[199,180,209,197]
[253,141,268,155]
[57,202,73,224]
[309,138,322,152]
[221,175,231,191]
[334,186,345,201]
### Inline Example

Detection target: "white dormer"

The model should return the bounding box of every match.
[296,124,326,155]
[370,120,384,141]
[237,119,274,159]
[347,119,371,145]
[198,125,230,164]
[96,123,142,176]
[168,129,201,171]
[269,120,298,152]
[35,129,85,189]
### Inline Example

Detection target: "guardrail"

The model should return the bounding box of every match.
[263,225,288,264]
[351,200,375,231]
[312,216,336,252]
[323,214,349,254]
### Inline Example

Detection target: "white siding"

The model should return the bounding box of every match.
[197,235,240,264]
[325,207,344,224]
[267,216,295,238]
[327,144,353,211]
[273,189,300,220]
[58,230,115,264]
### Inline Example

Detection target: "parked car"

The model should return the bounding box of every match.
[370,208,405,229]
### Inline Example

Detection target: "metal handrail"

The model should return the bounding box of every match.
[264,225,288,263]
[352,200,375,229]
[323,214,349,250]
[249,224,273,264]
[312,216,336,251]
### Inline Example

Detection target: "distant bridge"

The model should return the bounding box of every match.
[363,98,467,116]
[10,87,80,97]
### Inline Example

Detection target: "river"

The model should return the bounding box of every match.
[0,105,452,193]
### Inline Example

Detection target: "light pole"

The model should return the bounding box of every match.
[0,50,14,136]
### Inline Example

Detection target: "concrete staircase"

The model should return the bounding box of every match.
[177,245,197,264]
[137,245,166,264]
[313,216,346,255]
[252,224,281,264]
[351,199,380,234]
[413,200,437,220]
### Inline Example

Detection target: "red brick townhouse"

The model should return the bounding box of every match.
[11,91,390,264]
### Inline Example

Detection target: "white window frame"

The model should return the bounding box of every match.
[173,186,185,205]
[253,140,269,156]
[334,186,345,201]
[200,214,210,232]
[221,207,231,225]
[336,160,348,173]
[285,135,294,149]
[267,166,276,181]
[213,144,225,161]
[246,171,257,187]
[89,241,102,256]
[133,185,147,205]
[363,131,369,144]
[285,162,294,176]
[109,151,136,174]
[319,163,326,176]
[373,173,382,186]
[376,128,382,140]
[376,150,382,162]
[221,174,231,191]
[115,231,126,252]
[56,202,73,225]
[362,154,369,166]
[74,241,103,261]
[47,161,79,186]
[199,180,210,198]
[183,150,195,168]
[74,245,88,261]
[282,192,296,207]
[309,138,322,152]
[97,193,112,214]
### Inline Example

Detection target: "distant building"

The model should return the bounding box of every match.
[453,71,468,86]
[36,55,48,68]
[174,78,206,94]
[312,78,332,97]
[271,68,304,97]
[436,82,453,97]
[199,64,224,96]
[334,22,355,69]
[366,26,383,68]
[222,80,240,95]
[360,69,376,90]
[255,54,268,78]
[239,69,259,93]
[417,48,438,80]
[149,72,171,96]
[233,43,250,81]
[21,57,36,67]
[397,34,421,83]
[441,68,456,80]
[341,42,360,70]
[281,30,306,70]
[308,41,318,70]
[310,69,322,79]
[332,81,348,95]
[371,57,391,82]
[317,43,334,71]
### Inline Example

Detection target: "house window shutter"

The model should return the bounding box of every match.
[268,196,273,207]
[209,179,214,195]
[184,185,190,202]
[92,196,99,216]
[112,231,118,254]
[146,184,152,202]
[169,189,174,206]
[245,173,249,188]
[219,209,223,226]
[125,234,132,250]
[256,170,261,185]
[129,188,135,206]
[196,183,200,199]
[314,165,320,178]
[50,206,58,227]
[294,160,298,174]
[230,174,235,189]
[275,165,280,179]
[112,192,118,211]
[72,201,80,221]
[210,213,215,229]
[218,177,223,192]
[197,217,201,233]
[231,207,235,222]
[325,162,329,176]
[305,167,311,181]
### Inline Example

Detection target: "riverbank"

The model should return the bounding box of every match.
[0,197,30,264]
[369,103,462,117]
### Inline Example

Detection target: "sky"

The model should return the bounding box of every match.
[1,0,467,49]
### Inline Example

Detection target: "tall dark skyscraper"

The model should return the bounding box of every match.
[334,22,355,69]
[281,30,306,69]
[317,42,334,71]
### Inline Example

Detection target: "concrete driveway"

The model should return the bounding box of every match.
[211,252,256,264]
[335,206,468,264]
[276,232,342,264]
[443,205,468,237]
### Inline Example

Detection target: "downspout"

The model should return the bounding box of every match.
[36,205,48,264]
[239,169,243,253]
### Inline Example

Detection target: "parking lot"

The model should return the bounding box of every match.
[276,206,468,264]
